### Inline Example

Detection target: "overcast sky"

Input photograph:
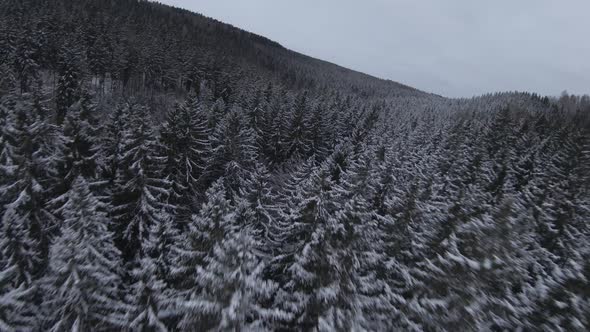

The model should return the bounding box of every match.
[158,0,589,98]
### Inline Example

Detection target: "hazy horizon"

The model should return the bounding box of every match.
[157,0,590,98]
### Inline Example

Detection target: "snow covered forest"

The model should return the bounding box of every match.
[1,0,589,331]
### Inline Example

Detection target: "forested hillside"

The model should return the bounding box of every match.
[1,0,589,331]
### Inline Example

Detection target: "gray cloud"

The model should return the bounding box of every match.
[159,0,590,98]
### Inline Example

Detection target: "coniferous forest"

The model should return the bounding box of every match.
[1,0,589,331]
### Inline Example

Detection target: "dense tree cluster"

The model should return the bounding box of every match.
[1,0,589,331]
[0,0,419,101]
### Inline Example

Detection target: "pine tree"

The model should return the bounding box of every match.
[260,88,287,164]
[50,89,104,218]
[59,90,102,182]
[0,58,18,97]
[0,265,37,332]
[272,166,337,330]
[161,94,211,228]
[189,230,285,331]
[41,177,125,331]
[111,102,171,260]
[279,156,318,207]
[205,107,258,196]
[308,103,331,159]
[283,92,312,160]
[206,98,226,130]
[55,47,83,125]
[0,133,40,330]
[172,180,233,287]
[101,104,128,182]
[379,182,432,330]
[174,180,235,329]
[144,210,183,285]
[316,195,392,331]
[311,154,393,330]
[523,128,590,330]
[124,257,174,332]
[282,153,394,330]
[87,31,111,88]
[418,198,534,331]
[0,95,16,216]
[12,28,40,93]
[244,87,266,148]
[237,163,280,255]
[482,107,517,204]
[0,93,60,271]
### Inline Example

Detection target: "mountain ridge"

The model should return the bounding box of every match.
[0,0,426,99]
[148,0,425,96]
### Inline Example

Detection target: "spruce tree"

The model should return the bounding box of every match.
[12,28,40,93]
[192,230,285,331]
[261,88,287,165]
[51,90,103,218]
[523,128,590,330]
[283,92,312,160]
[144,210,183,285]
[0,93,60,271]
[0,265,37,331]
[101,104,128,182]
[272,166,337,330]
[124,257,174,332]
[41,177,124,331]
[174,180,234,329]
[237,163,280,255]
[205,107,258,196]
[0,152,39,331]
[206,98,226,130]
[59,90,102,182]
[111,102,171,260]
[55,47,83,125]
[161,94,211,227]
